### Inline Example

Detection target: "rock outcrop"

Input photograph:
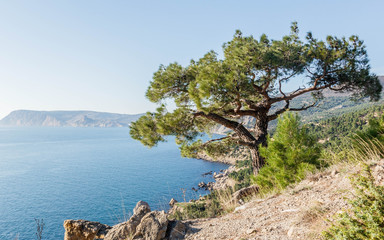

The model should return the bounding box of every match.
[133,211,168,240]
[64,201,186,240]
[63,220,111,240]
[104,201,151,240]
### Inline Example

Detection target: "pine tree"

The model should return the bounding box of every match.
[130,23,381,174]
[256,112,321,190]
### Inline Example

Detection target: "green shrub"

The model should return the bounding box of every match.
[180,198,221,219]
[235,159,252,168]
[229,167,252,182]
[229,166,253,191]
[184,202,209,218]
[173,188,236,220]
[323,166,384,239]
[255,112,321,192]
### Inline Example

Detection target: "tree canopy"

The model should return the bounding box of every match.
[130,22,381,174]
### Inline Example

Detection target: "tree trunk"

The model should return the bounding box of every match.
[250,111,269,175]
[250,145,264,175]
[253,111,269,147]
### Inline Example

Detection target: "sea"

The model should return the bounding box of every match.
[0,127,228,239]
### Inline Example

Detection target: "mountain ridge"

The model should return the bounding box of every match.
[0,110,144,127]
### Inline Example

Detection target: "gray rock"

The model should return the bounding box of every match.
[133,201,151,218]
[197,181,214,191]
[214,173,224,178]
[105,201,151,240]
[104,222,133,240]
[63,220,111,240]
[165,221,187,240]
[202,171,212,176]
[133,211,169,240]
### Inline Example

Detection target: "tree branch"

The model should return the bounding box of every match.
[269,83,332,104]
[250,71,270,99]
[278,79,287,98]
[267,99,318,121]
[201,136,231,147]
[235,92,242,113]
[250,72,263,93]
[269,64,333,105]
[200,133,257,148]
[267,100,290,121]
[224,109,257,117]
[279,70,299,86]
[289,101,317,111]
[193,112,258,145]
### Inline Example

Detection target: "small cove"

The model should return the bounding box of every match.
[0,127,228,239]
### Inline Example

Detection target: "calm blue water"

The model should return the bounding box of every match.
[0,127,228,239]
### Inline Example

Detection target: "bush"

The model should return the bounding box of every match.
[235,159,252,168]
[323,166,384,239]
[229,166,253,191]
[255,112,321,192]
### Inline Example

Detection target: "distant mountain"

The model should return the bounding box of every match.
[0,110,144,127]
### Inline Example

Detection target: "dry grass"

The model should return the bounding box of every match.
[324,136,384,166]
[216,188,238,213]
[350,136,384,162]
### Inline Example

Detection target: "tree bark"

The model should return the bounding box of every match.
[249,145,264,175]
[249,110,269,175]
[253,112,269,147]
[195,109,269,175]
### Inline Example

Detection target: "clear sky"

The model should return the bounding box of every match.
[0,0,383,118]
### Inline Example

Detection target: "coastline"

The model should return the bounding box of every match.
[195,153,237,165]
[63,153,242,239]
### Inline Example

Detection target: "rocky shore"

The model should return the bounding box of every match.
[64,201,187,240]
[64,159,384,239]
[63,161,241,240]
[63,153,246,240]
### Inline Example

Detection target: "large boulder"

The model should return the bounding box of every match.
[105,201,151,240]
[133,211,169,240]
[131,201,152,226]
[63,220,111,240]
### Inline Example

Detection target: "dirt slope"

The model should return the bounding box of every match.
[182,160,384,240]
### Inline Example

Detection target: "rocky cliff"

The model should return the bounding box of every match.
[0,110,143,127]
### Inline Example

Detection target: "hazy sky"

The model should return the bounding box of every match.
[0,1,383,118]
